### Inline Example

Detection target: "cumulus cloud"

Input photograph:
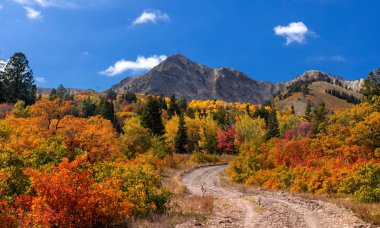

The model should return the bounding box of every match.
[100,55,167,77]
[133,10,169,26]
[35,76,46,84]
[274,22,312,45]
[24,7,42,20]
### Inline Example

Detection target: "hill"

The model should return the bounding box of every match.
[274,70,363,115]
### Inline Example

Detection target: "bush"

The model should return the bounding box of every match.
[190,151,219,164]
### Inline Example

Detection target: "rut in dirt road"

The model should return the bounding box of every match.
[178,165,371,228]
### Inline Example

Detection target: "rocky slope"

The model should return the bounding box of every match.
[112,54,286,104]
[111,54,364,104]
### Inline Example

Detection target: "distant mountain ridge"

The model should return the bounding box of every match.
[111,54,364,104]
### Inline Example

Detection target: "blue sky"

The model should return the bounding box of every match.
[0,0,379,90]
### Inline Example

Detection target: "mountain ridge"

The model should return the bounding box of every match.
[111,54,363,104]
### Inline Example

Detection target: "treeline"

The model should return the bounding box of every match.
[325,88,361,104]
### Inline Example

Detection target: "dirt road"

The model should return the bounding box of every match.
[177,165,371,228]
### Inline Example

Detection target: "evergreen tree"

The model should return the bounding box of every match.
[305,99,312,121]
[49,84,73,101]
[167,94,179,119]
[178,97,188,115]
[79,97,97,118]
[265,107,280,140]
[122,92,137,104]
[96,98,122,133]
[361,68,380,103]
[157,94,167,110]
[175,114,188,153]
[105,89,117,101]
[214,106,228,126]
[252,106,270,125]
[291,105,295,115]
[0,53,36,105]
[312,100,328,134]
[140,96,165,135]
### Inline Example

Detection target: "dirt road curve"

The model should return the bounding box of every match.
[177,165,371,228]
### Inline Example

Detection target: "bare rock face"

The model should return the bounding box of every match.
[111,55,364,104]
[112,54,286,104]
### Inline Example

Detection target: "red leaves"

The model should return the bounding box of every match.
[217,126,236,154]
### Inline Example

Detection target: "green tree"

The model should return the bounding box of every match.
[178,97,188,115]
[49,84,73,101]
[140,96,165,136]
[175,114,188,153]
[304,99,312,121]
[167,94,179,119]
[1,53,36,105]
[265,107,280,140]
[361,68,380,104]
[312,100,328,134]
[96,98,121,133]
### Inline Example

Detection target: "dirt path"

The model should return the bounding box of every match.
[177,165,371,228]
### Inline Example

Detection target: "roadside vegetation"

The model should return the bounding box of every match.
[0,52,379,226]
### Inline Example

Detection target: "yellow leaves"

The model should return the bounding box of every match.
[164,115,179,149]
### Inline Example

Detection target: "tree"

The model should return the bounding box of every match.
[49,85,73,101]
[105,89,117,101]
[312,100,328,134]
[167,94,179,119]
[140,96,165,136]
[217,126,236,154]
[122,92,137,104]
[0,53,36,105]
[304,99,312,121]
[95,98,121,133]
[252,106,270,125]
[265,107,280,140]
[175,114,188,153]
[178,97,188,115]
[362,68,380,103]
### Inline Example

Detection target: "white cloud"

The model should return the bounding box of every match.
[82,51,90,56]
[24,7,42,20]
[274,22,312,45]
[35,76,46,84]
[133,10,169,26]
[100,55,167,77]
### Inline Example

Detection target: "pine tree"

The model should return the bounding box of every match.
[96,98,122,133]
[178,97,188,115]
[140,96,165,135]
[305,99,312,120]
[167,94,179,119]
[1,53,36,105]
[175,114,188,153]
[265,107,280,140]
[361,68,380,103]
[312,100,328,134]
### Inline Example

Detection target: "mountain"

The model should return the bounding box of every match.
[111,54,286,104]
[274,70,364,115]
[111,54,364,107]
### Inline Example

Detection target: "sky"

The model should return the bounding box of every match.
[0,0,379,90]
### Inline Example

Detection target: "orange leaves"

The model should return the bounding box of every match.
[57,116,122,163]
[22,156,133,227]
